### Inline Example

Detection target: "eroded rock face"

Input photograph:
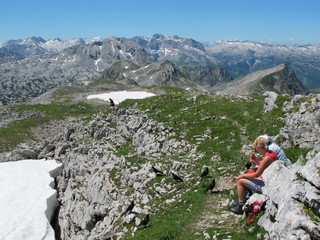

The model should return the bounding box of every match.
[0,106,202,239]
[280,94,320,160]
[48,108,201,239]
[259,152,320,240]
[262,92,320,161]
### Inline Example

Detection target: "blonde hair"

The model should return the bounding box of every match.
[253,137,268,150]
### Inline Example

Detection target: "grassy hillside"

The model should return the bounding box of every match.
[0,86,309,239]
[117,90,303,239]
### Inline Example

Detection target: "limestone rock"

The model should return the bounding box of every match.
[48,107,200,239]
[263,91,278,112]
[280,94,320,160]
[258,152,320,240]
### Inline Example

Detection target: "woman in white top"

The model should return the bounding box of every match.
[259,135,291,164]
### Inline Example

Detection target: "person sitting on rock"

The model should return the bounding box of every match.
[231,136,284,214]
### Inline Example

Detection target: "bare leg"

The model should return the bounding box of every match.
[231,179,251,214]
[236,179,250,201]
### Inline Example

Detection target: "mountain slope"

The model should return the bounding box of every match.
[0,38,152,105]
[212,64,309,96]
[1,35,317,106]
[178,65,233,87]
[101,60,204,91]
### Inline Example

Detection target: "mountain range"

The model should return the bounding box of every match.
[0,36,103,63]
[204,40,320,89]
[0,34,317,105]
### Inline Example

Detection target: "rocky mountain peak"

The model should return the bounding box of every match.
[152,33,165,39]
[130,34,214,66]
[25,36,47,44]
[148,34,206,52]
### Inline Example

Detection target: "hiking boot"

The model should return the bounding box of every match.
[231,203,244,215]
[231,200,239,207]
[231,199,246,207]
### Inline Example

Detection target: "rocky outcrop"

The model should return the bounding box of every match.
[261,92,320,161]
[1,107,201,239]
[263,91,278,112]
[259,153,320,240]
[54,108,203,239]
[280,94,320,160]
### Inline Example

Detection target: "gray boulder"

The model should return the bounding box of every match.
[263,91,278,112]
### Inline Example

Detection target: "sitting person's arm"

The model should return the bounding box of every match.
[250,153,260,166]
[237,155,273,180]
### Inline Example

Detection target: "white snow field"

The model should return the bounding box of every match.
[86,90,156,104]
[0,160,62,240]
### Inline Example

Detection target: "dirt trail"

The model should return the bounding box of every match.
[190,177,244,239]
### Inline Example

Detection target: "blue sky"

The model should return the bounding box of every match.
[1,0,319,44]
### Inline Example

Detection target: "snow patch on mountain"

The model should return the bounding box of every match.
[86,91,156,104]
[0,159,62,240]
[39,37,103,52]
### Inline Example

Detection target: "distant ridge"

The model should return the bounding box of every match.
[0,36,103,64]
[212,64,309,96]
